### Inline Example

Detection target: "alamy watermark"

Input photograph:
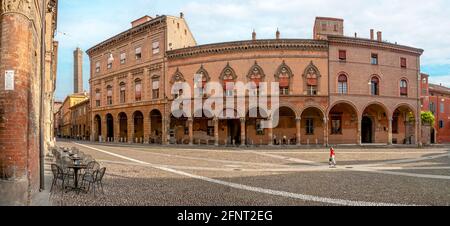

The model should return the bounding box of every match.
[171,74,280,129]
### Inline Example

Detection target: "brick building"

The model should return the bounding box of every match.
[70,99,90,140]
[0,0,58,205]
[87,15,423,147]
[421,73,450,144]
[60,93,89,138]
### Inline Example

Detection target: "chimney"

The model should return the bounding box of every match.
[180,12,184,18]
[276,28,280,40]
[370,29,374,40]
[377,31,382,42]
[252,29,256,41]
[354,32,357,38]
[131,15,152,28]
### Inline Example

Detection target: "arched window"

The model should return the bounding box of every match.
[195,66,210,98]
[275,61,293,96]
[106,85,113,105]
[303,61,321,96]
[371,77,379,96]
[400,79,408,97]
[135,79,142,101]
[119,82,126,103]
[247,62,265,96]
[220,63,237,97]
[95,89,101,107]
[338,74,348,94]
[171,68,186,99]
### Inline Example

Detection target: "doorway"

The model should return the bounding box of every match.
[227,119,241,145]
[362,116,373,143]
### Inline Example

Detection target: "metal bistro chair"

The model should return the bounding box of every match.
[61,156,75,185]
[81,167,106,197]
[50,164,67,194]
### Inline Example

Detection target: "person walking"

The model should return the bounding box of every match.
[329,147,337,168]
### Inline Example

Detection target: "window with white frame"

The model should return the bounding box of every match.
[152,41,160,54]
[135,47,142,60]
[95,62,100,73]
[120,52,126,64]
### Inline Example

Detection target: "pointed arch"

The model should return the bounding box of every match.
[170,68,186,84]
[303,61,322,96]
[196,65,211,83]
[275,61,293,80]
[247,61,266,81]
[219,63,237,81]
[303,61,321,79]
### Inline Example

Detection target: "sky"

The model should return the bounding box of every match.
[54,0,450,101]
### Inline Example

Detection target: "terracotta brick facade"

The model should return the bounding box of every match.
[86,15,424,147]
[0,0,58,205]
[421,73,450,144]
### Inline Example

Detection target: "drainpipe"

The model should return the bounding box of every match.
[39,0,47,191]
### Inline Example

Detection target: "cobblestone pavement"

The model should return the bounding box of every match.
[50,140,450,206]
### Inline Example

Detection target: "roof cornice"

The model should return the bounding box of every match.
[167,39,328,59]
[327,35,424,55]
[86,16,167,55]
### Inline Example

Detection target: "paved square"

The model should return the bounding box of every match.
[51,141,450,206]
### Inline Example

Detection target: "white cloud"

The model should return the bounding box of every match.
[429,75,450,88]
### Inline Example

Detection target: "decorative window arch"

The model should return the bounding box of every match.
[106,85,113,105]
[119,82,126,103]
[275,61,293,95]
[370,76,380,96]
[220,63,237,97]
[195,65,210,97]
[303,61,321,96]
[400,79,408,97]
[338,73,348,94]
[170,68,186,84]
[135,78,142,101]
[247,61,265,88]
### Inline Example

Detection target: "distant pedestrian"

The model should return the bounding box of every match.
[329,147,337,168]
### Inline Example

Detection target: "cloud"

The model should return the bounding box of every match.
[429,75,450,88]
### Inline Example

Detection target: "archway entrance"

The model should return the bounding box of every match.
[362,103,389,144]
[431,128,436,144]
[328,102,358,145]
[227,119,241,145]
[119,112,128,143]
[150,110,163,144]
[392,105,416,145]
[170,114,188,144]
[106,114,114,142]
[246,108,269,145]
[300,107,325,145]
[361,116,373,144]
[94,115,101,141]
[273,107,297,145]
[133,111,144,143]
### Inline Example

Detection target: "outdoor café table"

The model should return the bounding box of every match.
[66,164,88,192]
[69,156,82,164]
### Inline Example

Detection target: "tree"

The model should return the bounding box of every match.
[421,111,435,126]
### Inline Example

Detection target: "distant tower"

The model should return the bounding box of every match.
[73,47,83,94]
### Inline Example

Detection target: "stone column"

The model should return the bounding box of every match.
[188,118,194,145]
[296,117,301,146]
[214,118,219,146]
[323,117,328,147]
[268,119,274,146]
[128,115,134,144]
[114,117,120,143]
[357,117,362,145]
[144,113,151,144]
[162,116,171,145]
[240,118,246,146]
[388,118,393,145]
[101,116,107,143]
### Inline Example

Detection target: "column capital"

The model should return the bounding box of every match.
[296,117,302,122]
[1,0,33,20]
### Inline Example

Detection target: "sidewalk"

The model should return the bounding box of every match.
[30,156,54,206]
